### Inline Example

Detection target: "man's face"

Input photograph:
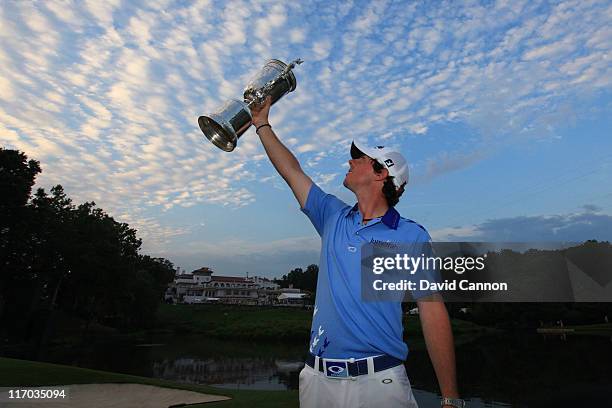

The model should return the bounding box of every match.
[343,155,376,191]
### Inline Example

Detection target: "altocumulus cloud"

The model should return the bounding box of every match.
[0,0,610,251]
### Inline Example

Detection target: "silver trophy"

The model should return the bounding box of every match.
[198,58,303,152]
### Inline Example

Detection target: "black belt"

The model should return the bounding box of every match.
[305,353,403,377]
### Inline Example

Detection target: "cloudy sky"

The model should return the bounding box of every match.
[1,0,611,278]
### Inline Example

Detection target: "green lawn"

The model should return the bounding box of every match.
[20,303,494,346]
[152,304,494,346]
[153,304,313,340]
[0,357,298,408]
[562,322,612,335]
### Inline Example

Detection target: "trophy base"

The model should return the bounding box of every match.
[198,99,252,152]
[198,115,236,152]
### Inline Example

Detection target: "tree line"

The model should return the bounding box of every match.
[275,264,318,294]
[420,242,612,328]
[272,247,611,328]
[0,148,175,347]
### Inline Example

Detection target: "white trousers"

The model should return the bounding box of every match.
[299,363,419,408]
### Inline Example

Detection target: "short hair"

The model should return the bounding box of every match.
[372,160,405,207]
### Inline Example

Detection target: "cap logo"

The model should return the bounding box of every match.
[376,146,384,149]
[384,159,395,167]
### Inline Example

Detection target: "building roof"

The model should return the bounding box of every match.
[211,276,249,283]
[192,267,214,275]
[249,276,274,282]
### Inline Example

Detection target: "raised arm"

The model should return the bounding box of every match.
[250,96,312,208]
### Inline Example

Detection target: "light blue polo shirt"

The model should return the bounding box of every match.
[301,183,432,360]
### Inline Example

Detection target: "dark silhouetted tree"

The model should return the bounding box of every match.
[0,148,176,346]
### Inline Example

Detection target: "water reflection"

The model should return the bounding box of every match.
[152,356,300,390]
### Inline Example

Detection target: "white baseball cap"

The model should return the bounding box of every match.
[351,140,409,190]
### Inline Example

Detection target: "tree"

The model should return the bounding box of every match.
[276,264,318,293]
[0,149,42,341]
[0,148,41,212]
[0,148,177,346]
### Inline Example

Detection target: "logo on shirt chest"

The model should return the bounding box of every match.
[347,246,357,252]
[370,238,400,249]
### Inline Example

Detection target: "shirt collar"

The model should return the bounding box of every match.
[347,204,401,230]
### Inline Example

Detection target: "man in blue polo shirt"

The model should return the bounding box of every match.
[251,97,463,408]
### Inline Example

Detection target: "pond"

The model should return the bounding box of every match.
[4,332,612,407]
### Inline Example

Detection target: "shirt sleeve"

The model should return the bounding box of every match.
[300,183,348,236]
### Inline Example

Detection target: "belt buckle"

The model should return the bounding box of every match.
[323,358,350,379]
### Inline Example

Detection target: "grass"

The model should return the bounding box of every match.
[403,314,498,349]
[151,304,495,347]
[153,304,313,340]
[560,322,612,336]
[2,304,495,356]
[0,356,298,408]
